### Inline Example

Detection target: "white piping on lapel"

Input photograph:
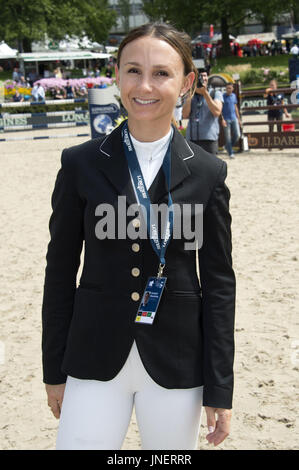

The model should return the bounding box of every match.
[99,134,112,157]
[99,126,195,161]
[181,140,194,161]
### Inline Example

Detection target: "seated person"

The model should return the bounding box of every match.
[31,83,45,102]
[13,90,24,102]
[64,81,76,99]
[76,85,88,97]
[54,87,64,100]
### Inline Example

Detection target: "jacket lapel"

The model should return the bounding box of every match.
[148,126,194,203]
[98,123,137,206]
[98,121,194,206]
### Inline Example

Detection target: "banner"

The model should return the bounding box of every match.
[241,95,292,115]
[88,85,120,139]
[245,131,299,148]
[0,110,89,130]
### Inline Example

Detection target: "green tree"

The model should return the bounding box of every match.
[288,0,299,25]
[142,0,249,54]
[0,0,117,52]
[119,0,131,34]
[142,0,297,55]
[142,0,203,35]
[249,0,289,32]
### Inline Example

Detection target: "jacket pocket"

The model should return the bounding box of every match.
[166,289,202,299]
[78,282,103,292]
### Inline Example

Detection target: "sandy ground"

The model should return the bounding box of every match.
[0,126,298,450]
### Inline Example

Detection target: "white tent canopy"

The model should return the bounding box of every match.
[211,33,236,43]
[32,35,105,53]
[282,31,299,39]
[235,32,276,45]
[19,51,112,62]
[0,41,18,59]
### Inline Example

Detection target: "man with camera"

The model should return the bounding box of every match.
[183,68,223,155]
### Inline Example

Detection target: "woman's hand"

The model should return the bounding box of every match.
[45,383,66,419]
[205,406,232,446]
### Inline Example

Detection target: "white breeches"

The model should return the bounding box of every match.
[56,341,203,450]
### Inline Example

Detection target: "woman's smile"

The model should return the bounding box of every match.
[115,36,193,140]
[133,97,160,105]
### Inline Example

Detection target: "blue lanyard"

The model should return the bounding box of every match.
[122,121,173,275]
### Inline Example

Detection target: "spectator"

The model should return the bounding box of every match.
[64,81,76,99]
[31,83,45,102]
[77,84,88,97]
[27,70,37,87]
[87,68,94,78]
[290,41,299,57]
[12,67,20,82]
[13,89,24,102]
[105,64,113,78]
[51,86,64,100]
[211,45,217,65]
[265,79,290,150]
[183,68,223,155]
[18,75,29,88]
[221,83,241,159]
[54,67,62,79]
[12,66,20,82]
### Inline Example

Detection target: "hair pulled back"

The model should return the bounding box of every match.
[117,22,197,98]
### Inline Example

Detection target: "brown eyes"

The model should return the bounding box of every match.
[127,68,169,77]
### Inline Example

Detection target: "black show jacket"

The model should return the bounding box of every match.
[42,122,236,409]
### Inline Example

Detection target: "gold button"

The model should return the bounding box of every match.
[132,218,140,228]
[132,243,140,252]
[131,292,140,301]
[131,267,140,277]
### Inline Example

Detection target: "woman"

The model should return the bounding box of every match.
[265,79,290,134]
[42,22,236,450]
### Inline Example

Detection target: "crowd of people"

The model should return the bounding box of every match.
[192,37,299,64]
[174,68,291,158]
[9,62,115,103]
[8,59,293,157]
[174,67,241,158]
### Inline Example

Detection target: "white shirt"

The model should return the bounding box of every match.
[129,128,173,191]
[32,85,45,99]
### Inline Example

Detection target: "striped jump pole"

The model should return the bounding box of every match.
[0,98,87,108]
[0,132,90,142]
[1,109,88,118]
[0,122,89,132]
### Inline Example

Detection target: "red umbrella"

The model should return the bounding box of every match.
[247,38,263,46]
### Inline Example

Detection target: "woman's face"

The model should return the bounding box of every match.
[115,36,194,132]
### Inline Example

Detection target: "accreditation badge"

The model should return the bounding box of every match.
[135,276,167,325]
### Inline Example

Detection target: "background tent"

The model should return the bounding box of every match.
[0,42,17,59]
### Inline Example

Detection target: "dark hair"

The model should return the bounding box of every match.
[197,68,208,75]
[117,22,197,97]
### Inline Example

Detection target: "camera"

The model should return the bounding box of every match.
[197,76,204,88]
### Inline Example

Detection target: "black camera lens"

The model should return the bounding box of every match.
[197,77,204,88]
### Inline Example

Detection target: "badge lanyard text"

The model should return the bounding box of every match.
[122,122,173,277]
